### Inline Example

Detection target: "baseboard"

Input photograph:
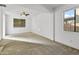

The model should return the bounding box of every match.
[3,35,53,45]
[54,40,79,50]
[31,31,53,40]
[3,31,53,45]
[6,31,31,35]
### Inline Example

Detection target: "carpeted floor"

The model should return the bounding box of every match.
[0,39,79,55]
[5,32,53,45]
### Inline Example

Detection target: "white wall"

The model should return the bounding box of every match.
[31,9,53,40]
[0,7,4,39]
[5,12,32,35]
[55,4,79,49]
[4,4,54,40]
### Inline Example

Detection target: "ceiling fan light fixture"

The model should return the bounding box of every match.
[20,11,29,16]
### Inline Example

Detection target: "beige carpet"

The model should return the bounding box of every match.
[0,39,79,55]
[5,32,53,45]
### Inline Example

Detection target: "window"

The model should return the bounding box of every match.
[14,18,26,27]
[64,8,79,32]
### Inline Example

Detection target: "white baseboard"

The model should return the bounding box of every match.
[32,31,53,40]
[3,35,52,45]
[3,31,54,45]
[55,39,79,50]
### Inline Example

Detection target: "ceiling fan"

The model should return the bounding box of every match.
[20,11,29,16]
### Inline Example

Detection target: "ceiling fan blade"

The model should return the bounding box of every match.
[25,14,29,16]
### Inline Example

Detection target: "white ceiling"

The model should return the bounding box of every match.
[42,4,63,11]
[6,4,62,8]
[5,4,62,11]
[42,4,62,8]
[5,4,63,15]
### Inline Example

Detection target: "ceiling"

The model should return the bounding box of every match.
[5,4,63,11]
[42,4,63,8]
[41,4,63,12]
[5,4,63,15]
